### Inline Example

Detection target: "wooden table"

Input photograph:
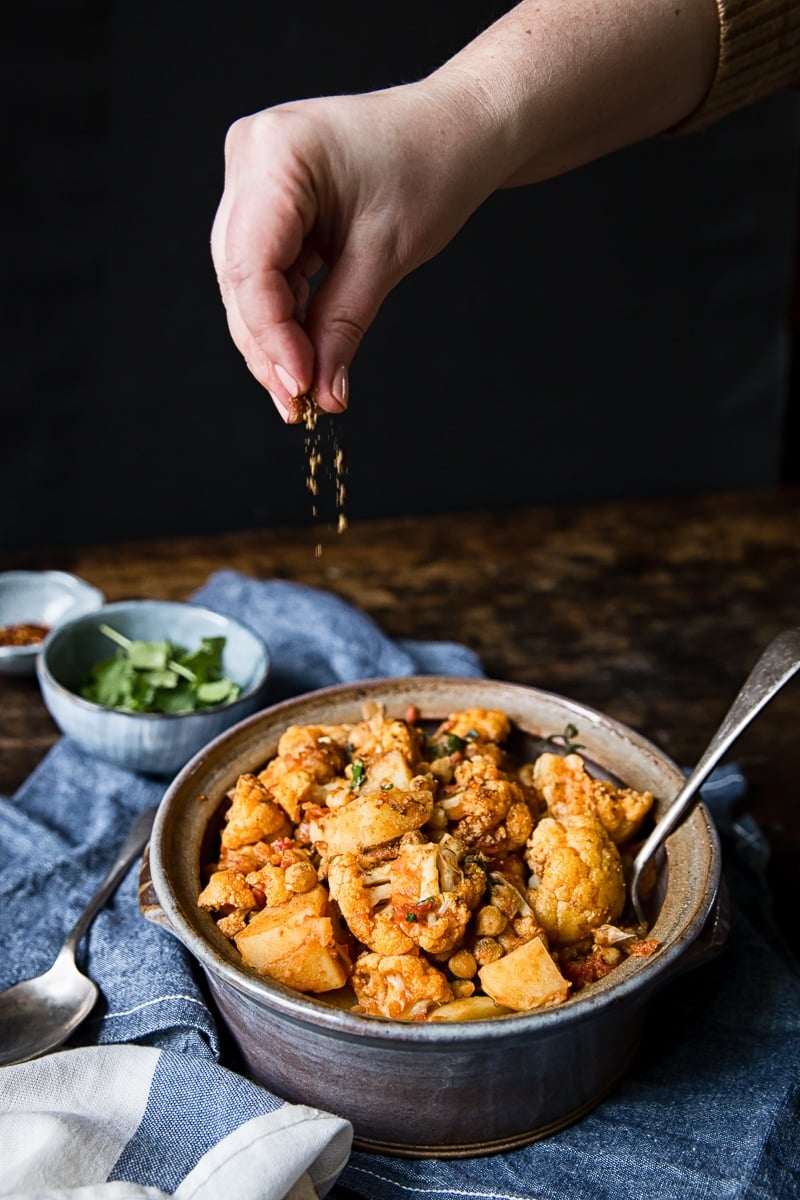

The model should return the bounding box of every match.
[3,488,799,954]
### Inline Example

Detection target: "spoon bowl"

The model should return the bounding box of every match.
[0,806,156,1066]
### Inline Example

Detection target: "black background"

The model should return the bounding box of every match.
[4,1,800,551]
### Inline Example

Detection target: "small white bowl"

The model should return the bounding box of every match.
[37,600,271,777]
[0,571,105,676]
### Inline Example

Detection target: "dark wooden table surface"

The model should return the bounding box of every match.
[2,487,799,954]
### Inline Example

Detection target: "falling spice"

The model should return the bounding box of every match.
[301,392,348,556]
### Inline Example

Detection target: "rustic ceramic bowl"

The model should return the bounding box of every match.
[143,676,723,1155]
[37,600,270,776]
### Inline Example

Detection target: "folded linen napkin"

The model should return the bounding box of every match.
[1,572,798,1200]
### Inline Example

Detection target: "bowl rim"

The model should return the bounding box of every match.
[148,674,722,1044]
[36,598,271,720]
[0,570,105,661]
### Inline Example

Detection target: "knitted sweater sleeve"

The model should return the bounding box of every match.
[676,0,800,132]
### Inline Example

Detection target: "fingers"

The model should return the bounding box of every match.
[211,97,423,419]
[304,241,400,414]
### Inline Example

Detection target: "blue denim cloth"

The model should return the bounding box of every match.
[1,572,797,1199]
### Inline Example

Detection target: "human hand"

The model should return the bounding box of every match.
[211,0,718,423]
[211,83,502,421]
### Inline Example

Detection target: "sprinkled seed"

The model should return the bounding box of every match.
[301,393,348,554]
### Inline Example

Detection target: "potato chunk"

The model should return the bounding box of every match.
[478,936,570,1011]
[235,884,350,992]
[307,776,434,855]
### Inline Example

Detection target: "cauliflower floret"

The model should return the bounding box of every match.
[533,752,654,844]
[216,909,250,939]
[258,759,324,824]
[351,951,453,1020]
[220,774,292,850]
[272,724,349,779]
[437,708,511,744]
[327,853,415,956]
[526,814,625,945]
[438,761,526,847]
[345,706,423,766]
[388,840,472,956]
[197,868,257,914]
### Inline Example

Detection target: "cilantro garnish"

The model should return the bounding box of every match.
[546,723,584,754]
[350,757,366,788]
[80,624,240,714]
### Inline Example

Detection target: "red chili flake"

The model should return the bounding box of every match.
[561,950,616,987]
[404,705,420,724]
[393,897,437,924]
[628,939,659,957]
[271,837,296,851]
[0,622,49,647]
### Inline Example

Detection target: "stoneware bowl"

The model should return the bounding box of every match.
[37,599,270,776]
[0,570,105,677]
[142,675,724,1155]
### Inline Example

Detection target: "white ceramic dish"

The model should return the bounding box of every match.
[0,571,105,676]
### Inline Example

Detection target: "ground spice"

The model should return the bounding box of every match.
[0,622,50,647]
[301,393,348,556]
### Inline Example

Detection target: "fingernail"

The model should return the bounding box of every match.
[268,389,291,421]
[331,363,349,411]
[274,363,298,397]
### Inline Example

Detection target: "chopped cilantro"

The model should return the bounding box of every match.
[80,624,240,714]
[350,757,366,788]
[546,723,584,754]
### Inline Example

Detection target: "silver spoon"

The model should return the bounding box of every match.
[629,629,800,927]
[0,805,157,1067]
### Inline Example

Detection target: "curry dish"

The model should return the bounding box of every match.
[198,704,658,1021]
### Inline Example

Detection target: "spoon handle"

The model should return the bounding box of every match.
[62,806,158,956]
[630,628,800,923]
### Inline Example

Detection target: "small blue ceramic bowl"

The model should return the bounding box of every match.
[37,600,270,777]
[0,570,105,677]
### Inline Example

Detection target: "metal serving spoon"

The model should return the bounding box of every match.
[0,805,157,1067]
[630,628,800,927]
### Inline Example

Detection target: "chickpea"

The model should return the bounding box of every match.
[448,949,478,979]
[474,904,508,936]
[451,980,476,999]
[472,937,504,966]
[428,804,448,830]
[284,861,317,894]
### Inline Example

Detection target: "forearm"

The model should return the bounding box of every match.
[423,0,720,188]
